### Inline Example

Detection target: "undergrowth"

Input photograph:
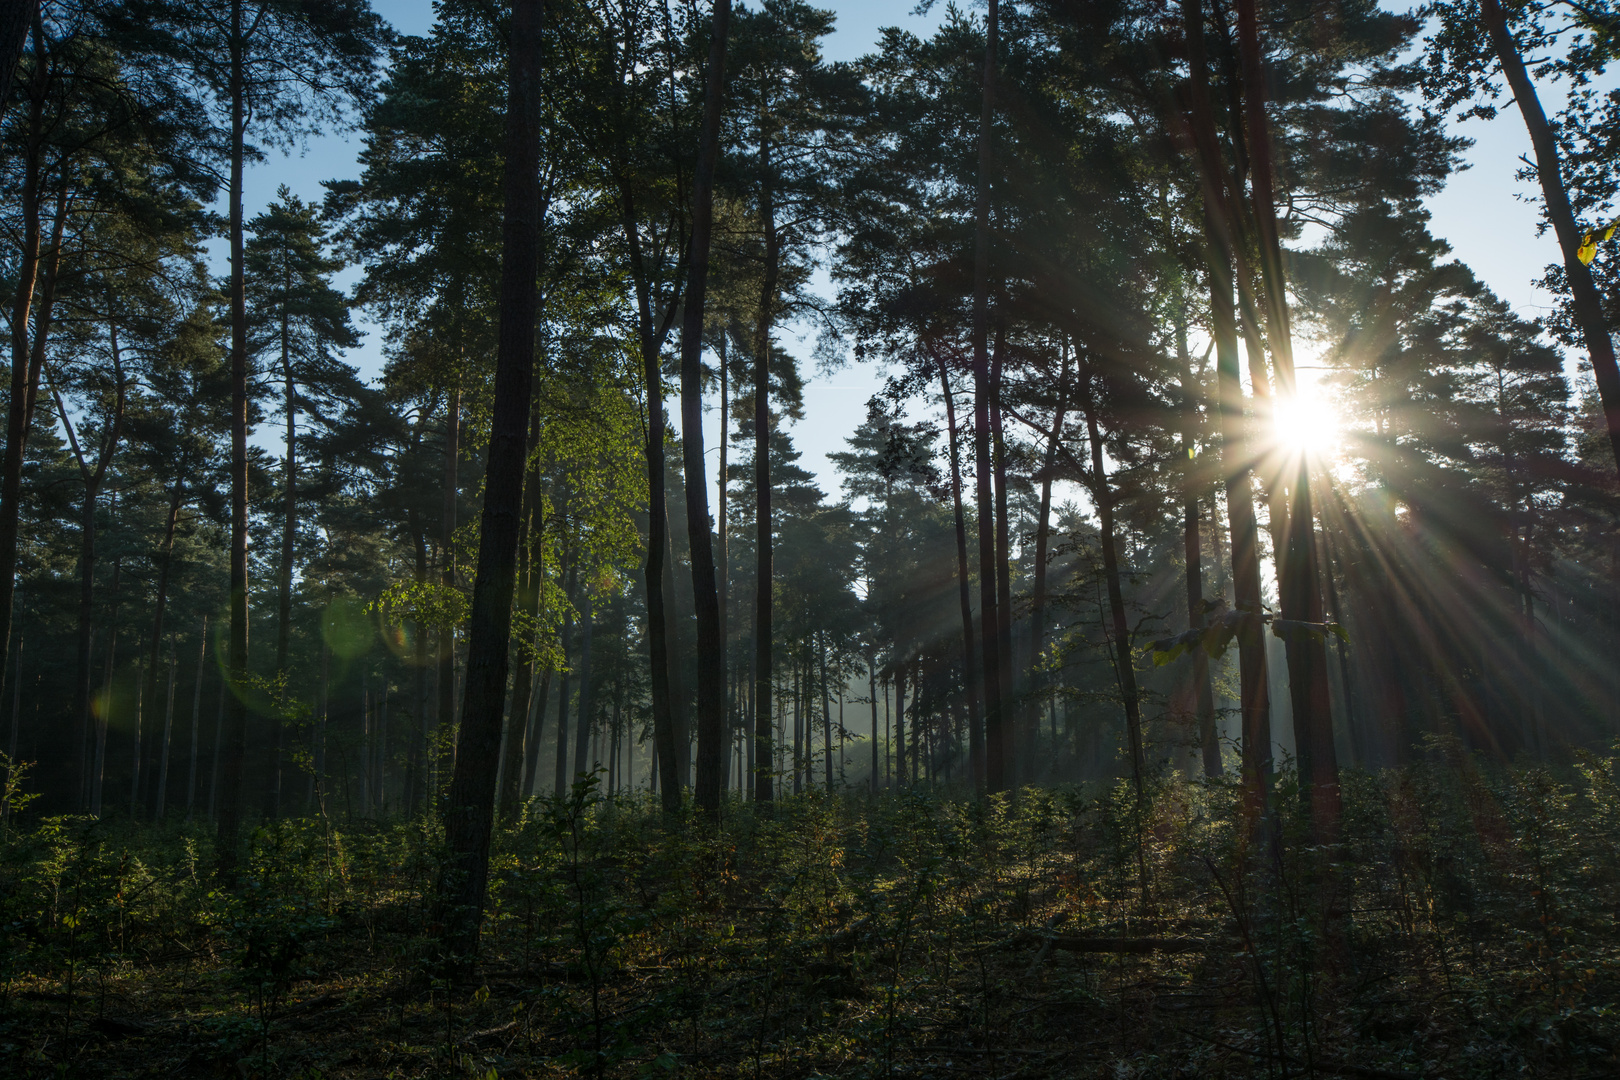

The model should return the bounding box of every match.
[0,745,1617,1078]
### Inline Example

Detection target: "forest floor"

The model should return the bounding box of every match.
[3,753,1620,1078]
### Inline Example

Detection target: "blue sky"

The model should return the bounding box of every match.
[235,0,1563,499]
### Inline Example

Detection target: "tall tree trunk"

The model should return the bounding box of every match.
[971,0,1004,792]
[1174,318,1220,777]
[499,400,543,816]
[820,633,833,792]
[991,331,1015,787]
[868,658,879,793]
[58,338,126,812]
[1081,370,1145,797]
[1479,0,1620,478]
[0,30,54,732]
[523,668,552,797]
[72,480,99,811]
[936,352,984,792]
[218,0,251,871]
[187,617,206,819]
[680,0,732,819]
[1234,0,1337,840]
[894,665,907,787]
[573,592,594,778]
[145,481,183,816]
[753,118,779,808]
[270,326,296,818]
[717,335,729,769]
[622,183,681,813]
[439,388,460,752]
[1183,0,1272,823]
[156,643,177,821]
[555,567,575,795]
[407,508,430,812]
[1028,350,1069,783]
[437,0,544,962]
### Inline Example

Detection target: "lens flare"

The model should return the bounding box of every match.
[1271,393,1340,456]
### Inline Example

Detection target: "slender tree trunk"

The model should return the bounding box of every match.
[145,481,183,816]
[437,0,545,962]
[573,592,594,777]
[991,331,1015,786]
[936,351,984,792]
[129,655,146,817]
[678,0,732,819]
[753,120,779,808]
[499,400,543,816]
[524,668,552,797]
[218,0,251,871]
[3,632,19,821]
[625,202,681,812]
[555,579,574,795]
[868,659,879,793]
[1184,0,1272,823]
[0,40,55,732]
[1234,0,1337,839]
[1479,0,1620,478]
[270,331,296,818]
[971,0,1004,792]
[72,481,99,811]
[187,617,206,819]
[1174,318,1220,777]
[92,626,114,818]
[1081,371,1145,797]
[894,666,907,787]
[156,645,177,821]
[209,676,223,819]
[439,388,460,751]
[408,510,430,811]
[820,634,833,792]
[1027,350,1069,783]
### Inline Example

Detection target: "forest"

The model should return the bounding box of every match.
[2,0,1620,1075]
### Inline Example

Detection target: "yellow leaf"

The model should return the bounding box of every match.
[1580,234,1598,264]
[1603,224,1617,241]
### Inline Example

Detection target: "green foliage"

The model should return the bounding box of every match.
[1,762,1620,1073]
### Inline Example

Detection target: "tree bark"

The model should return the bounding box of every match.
[1028,349,1069,783]
[573,592,594,778]
[1234,0,1338,840]
[991,329,1016,786]
[270,311,296,817]
[439,387,460,751]
[156,644,177,820]
[218,0,251,871]
[187,617,206,819]
[752,109,780,808]
[1081,368,1145,798]
[499,399,543,816]
[144,480,183,815]
[679,0,732,819]
[972,0,1004,793]
[1174,318,1220,777]
[936,351,984,793]
[1183,0,1271,823]
[437,0,544,962]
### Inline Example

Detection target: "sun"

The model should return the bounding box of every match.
[1271,392,1340,456]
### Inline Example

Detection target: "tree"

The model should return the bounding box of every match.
[438,0,543,962]
[243,187,361,814]
[679,0,731,819]
[124,0,387,865]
